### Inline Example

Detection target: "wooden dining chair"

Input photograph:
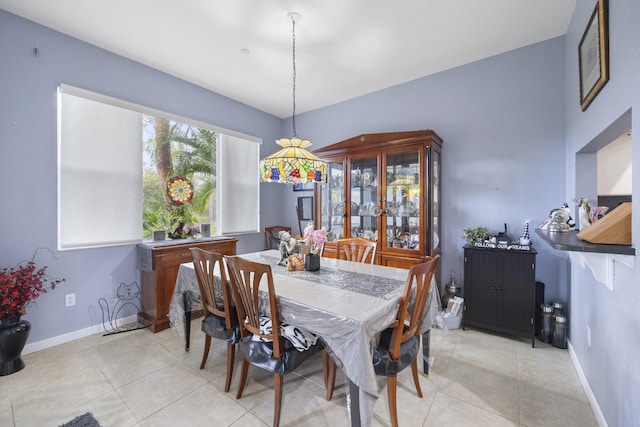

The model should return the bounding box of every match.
[189,248,239,392]
[336,237,377,264]
[264,226,292,250]
[325,254,441,427]
[225,255,323,427]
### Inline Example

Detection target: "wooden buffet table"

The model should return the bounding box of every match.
[136,236,237,332]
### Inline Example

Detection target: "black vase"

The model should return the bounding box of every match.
[304,254,321,271]
[0,317,31,376]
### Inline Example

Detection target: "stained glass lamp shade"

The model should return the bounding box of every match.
[260,137,327,184]
[259,12,326,185]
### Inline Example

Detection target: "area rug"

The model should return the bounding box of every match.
[58,412,102,427]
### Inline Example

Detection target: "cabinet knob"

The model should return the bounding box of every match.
[491,285,496,290]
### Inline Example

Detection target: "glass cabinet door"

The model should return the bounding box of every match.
[320,161,345,242]
[431,149,440,253]
[349,156,378,240]
[384,150,421,251]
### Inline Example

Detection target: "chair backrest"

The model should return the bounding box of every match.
[225,255,284,359]
[264,226,292,250]
[190,248,235,330]
[387,254,440,360]
[336,237,377,264]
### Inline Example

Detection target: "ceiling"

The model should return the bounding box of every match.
[1,0,576,118]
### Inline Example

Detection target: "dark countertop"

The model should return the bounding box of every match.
[535,228,635,256]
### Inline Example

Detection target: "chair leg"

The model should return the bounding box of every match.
[410,358,423,398]
[224,343,235,393]
[273,373,284,427]
[236,358,250,399]
[323,353,336,401]
[322,350,329,387]
[200,335,212,369]
[386,376,399,427]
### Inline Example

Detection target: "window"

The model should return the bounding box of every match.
[58,84,260,250]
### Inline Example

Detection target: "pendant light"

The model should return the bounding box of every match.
[260,12,327,185]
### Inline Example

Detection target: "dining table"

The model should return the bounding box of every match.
[168,249,437,427]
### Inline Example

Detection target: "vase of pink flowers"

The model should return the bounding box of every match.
[302,222,327,271]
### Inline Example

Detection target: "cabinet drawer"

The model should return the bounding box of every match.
[154,241,237,267]
[155,248,192,267]
[380,254,423,269]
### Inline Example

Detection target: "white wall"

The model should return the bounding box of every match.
[597,133,632,195]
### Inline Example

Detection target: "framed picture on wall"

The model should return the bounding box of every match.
[293,182,315,192]
[297,196,314,221]
[578,0,609,111]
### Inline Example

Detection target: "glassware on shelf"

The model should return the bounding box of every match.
[360,201,377,216]
[351,168,362,187]
[362,168,373,187]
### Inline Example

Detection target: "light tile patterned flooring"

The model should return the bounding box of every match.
[0,322,598,426]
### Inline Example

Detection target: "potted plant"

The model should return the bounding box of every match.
[301,222,327,271]
[463,226,490,245]
[0,249,65,375]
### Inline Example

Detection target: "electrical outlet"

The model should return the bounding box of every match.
[65,293,75,307]
[586,325,591,347]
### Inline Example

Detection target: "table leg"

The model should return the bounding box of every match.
[183,292,191,352]
[422,330,431,377]
[348,379,361,427]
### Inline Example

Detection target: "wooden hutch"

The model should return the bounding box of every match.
[313,130,442,269]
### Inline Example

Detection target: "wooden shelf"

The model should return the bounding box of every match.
[535,228,635,256]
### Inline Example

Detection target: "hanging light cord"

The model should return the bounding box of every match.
[291,17,298,138]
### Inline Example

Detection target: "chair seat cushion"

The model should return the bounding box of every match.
[238,336,323,376]
[372,327,420,377]
[250,316,319,351]
[201,313,240,344]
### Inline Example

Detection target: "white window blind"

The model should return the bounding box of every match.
[58,86,142,249]
[218,134,260,234]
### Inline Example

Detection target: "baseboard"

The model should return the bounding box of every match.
[568,340,608,427]
[23,314,140,355]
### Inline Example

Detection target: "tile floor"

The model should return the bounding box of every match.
[0,323,598,427]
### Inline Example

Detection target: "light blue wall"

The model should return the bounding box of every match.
[1,8,568,342]
[0,10,289,343]
[287,37,569,301]
[563,0,640,425]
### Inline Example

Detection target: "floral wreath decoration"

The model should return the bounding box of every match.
[167,176,194,205]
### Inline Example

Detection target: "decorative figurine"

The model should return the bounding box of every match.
[519,221,531,245]
[168,221,185,239]
[277,231,299,265]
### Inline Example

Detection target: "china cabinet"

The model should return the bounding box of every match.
[313,130,442,269]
